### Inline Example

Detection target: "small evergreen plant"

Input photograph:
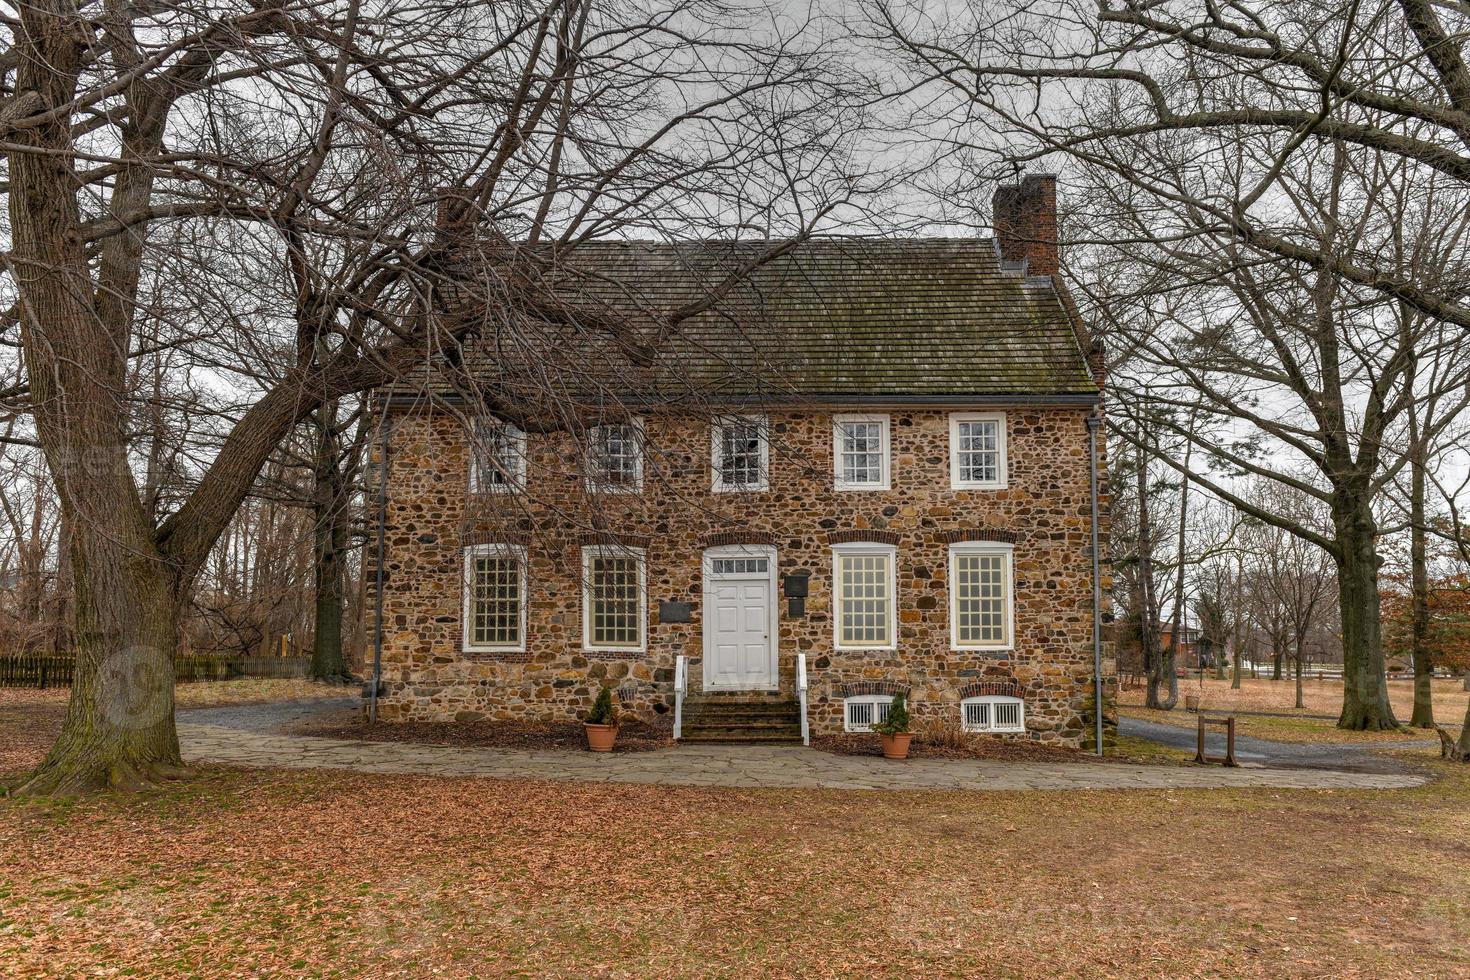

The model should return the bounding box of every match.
[871,693,911,735]
[585,686,619,726]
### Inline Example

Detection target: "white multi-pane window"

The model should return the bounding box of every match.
[832,543,897,650]
[582,546,646,651]
[949,413,1007,489]
[462,544,527,652]
[833,414,890,490]
[711,416,769,491]
[844,695,894,733]
[469,420,526,492]
[960,696,1026,733]
[949,543,1014,650]
[586,420,644,492]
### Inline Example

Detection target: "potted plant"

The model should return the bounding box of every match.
[584,686,620,752]
[872,693,913,760]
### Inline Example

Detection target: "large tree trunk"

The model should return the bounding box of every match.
[1231,644,1243,689]
[1161,463,1189,711]
[310,402,351,682]
[1294,643,1305,709]
[1272,650,1283,681]
[1334,499,1399,730]
[8,1,184,794]
[1457,698,1470,760]
[14,548,184,795]
[1408,441,1434,728]
[1136,441,1166,710]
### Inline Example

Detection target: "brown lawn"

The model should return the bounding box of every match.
[1,693,1469,977]
[1121,676,1469,721]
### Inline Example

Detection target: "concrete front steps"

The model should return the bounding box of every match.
[680,693,803,744]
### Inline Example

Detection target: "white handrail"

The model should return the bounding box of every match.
[796,652,810,746]
[673,654,688,741]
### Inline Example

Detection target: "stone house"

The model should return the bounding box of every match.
[369,174,1112,747]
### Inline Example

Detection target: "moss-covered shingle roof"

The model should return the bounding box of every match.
[556,238,1098,401]
[405,238,1100,410]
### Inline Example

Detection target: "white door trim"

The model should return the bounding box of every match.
[701,544,779,692]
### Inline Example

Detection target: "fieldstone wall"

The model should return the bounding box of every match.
[369,406,1112,746]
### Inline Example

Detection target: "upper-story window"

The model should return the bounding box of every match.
[832,541,897,650]
[469,419,526,492]
[463,544,527,653]
[586,419,644,493]
[833,414,890,491]
[949,412,1007,489]
[712,416,769,492]
[949,542,1014,650]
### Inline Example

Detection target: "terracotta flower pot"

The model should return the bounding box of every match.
[584,723,619,753]
[880,732,913,760]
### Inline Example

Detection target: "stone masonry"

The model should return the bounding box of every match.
[370,405,1112,746]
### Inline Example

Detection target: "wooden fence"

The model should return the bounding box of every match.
[0,653,312,689]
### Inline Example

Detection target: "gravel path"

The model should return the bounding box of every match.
[176,699,1427,792]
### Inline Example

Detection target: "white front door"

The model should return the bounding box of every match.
[703,549,778,691]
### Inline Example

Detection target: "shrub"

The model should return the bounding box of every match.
[917,715,971,750]
[585,686,619,726]
[871,693,911,735]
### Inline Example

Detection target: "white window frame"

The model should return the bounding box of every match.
[843,694,895,733]
[710,415,770,492]
[462,544,528,653]
[948,541,1015,651]
[960,695,1026,733]
[468,420,527,493]
[949,412,1008,490]
[581,545,647,653]
[832,413,891,491]
[832,541,898,651]
[585,418,645,493]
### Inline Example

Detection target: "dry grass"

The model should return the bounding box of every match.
[1119,675,1470,721]
[1122,706,1461,745]
[1,751,1468,977]
[1118,676,1469,744]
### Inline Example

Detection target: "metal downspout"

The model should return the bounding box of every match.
[370,417,389,724]
[1086,414,1104,756]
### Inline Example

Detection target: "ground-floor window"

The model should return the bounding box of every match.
[463,544,527,653]
[843,694,895,733]
[948,542,1013,650]
[832,542,897,650]
[582,545,646,651]
[960,695,1025,733]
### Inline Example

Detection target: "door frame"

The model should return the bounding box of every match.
[701,544,780,692]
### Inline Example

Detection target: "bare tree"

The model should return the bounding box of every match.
[1241,487,1339,708]
[871,0,1470,730]
[1,0,877,794]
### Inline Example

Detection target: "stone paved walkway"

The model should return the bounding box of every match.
[178,719,1426,793]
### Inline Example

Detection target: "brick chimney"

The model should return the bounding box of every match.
[992,174,1058,276]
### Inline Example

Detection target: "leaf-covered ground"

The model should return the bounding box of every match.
[2,699,1469,976]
